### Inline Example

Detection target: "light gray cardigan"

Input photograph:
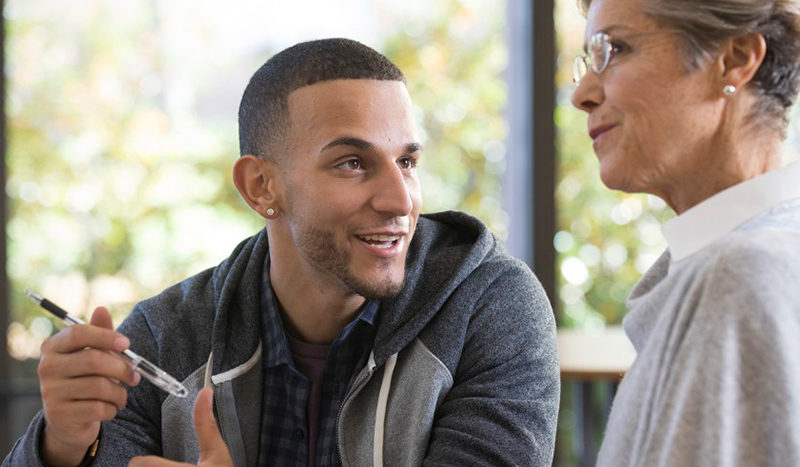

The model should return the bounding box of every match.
[598,199,800,466]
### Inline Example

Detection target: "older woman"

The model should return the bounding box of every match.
[571,0,800,465]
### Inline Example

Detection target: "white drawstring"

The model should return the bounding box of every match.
[203,352,214,388]
[373,353,398,467]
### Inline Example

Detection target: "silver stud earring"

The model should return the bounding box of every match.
[723,84,737,96]
[266,207,275,217]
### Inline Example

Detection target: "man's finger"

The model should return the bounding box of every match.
[45,324,128,353]
[194,387,232,464]
[39,346,135,384]
[89,307,132,354]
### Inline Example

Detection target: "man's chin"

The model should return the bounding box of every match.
[346,275,405,300]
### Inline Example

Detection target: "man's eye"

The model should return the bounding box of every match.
[398,157,417,169]
[340,159,361,170]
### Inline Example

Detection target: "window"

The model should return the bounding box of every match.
[1,0,507,452]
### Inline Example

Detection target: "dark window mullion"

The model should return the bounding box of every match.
[505,0,556,313]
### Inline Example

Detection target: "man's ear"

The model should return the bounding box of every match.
[232,155,283,219]
[718,32,767,92]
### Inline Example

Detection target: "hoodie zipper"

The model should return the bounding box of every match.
[335,360,377,466]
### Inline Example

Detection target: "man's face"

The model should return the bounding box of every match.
[275,79,422,299]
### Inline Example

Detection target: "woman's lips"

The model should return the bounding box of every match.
[589,123,617,141]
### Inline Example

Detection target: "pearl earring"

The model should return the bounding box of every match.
[266,207,275,217]
[723,84,737,96]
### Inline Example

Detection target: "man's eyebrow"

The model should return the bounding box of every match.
[405,142,423,154]
[321,137,423,154]
[321,137,374,152]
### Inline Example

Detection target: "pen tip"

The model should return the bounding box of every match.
[24,290,43,303]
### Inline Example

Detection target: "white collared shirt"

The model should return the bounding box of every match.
[662,162,800,262]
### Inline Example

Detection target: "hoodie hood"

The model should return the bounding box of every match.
[205,210,499,375]
[372,211,500,364]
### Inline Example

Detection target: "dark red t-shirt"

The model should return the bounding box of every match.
[287,335,330,466]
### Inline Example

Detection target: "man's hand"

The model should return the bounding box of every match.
[39,306,141,467]
[128,387,233,466]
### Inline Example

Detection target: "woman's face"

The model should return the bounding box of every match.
[571,0,722,199]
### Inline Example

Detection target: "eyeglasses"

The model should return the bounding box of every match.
[573,31,613,84]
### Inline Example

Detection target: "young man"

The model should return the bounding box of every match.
[4,39,559,466]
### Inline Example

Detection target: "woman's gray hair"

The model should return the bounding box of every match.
[579,0,800,134]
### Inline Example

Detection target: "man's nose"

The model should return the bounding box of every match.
[370,164,413,217]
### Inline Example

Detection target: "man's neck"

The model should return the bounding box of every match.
[268,260,367,345]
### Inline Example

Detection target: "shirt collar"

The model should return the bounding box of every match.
[260,255,380,368]
[662,162,800,262]
[261,257,292,368]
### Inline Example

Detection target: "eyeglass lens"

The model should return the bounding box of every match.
[574,32,611,84]
[589,32,611,74]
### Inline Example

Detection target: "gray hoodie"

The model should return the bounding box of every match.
[4,211,559,466]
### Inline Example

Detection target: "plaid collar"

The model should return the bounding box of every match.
[259,256,379,368]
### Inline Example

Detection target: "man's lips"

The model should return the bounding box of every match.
[356,233,404,249]
[353,233,406,259]
[589,123,617,141]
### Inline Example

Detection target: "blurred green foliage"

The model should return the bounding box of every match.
[9,1,800,465]
[6,4,262,360]
[553,2,671,464]
[383,1,509,237]
[555,104,672,327]
[554,0,800,329]
[554,0,671,328]
[5,0,507,362]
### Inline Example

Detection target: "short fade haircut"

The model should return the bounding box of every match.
[238,38,406,160]
[578,0,800,136]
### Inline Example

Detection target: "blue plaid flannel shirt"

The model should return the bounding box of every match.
[256,259,378,466]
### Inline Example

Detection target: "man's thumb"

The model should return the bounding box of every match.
[89,306,114,330]
[194,387,233,465]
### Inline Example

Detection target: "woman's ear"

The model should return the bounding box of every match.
[232,155,283,219]
[719,32,767,92]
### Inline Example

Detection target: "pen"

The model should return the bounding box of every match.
[25,290,188,398]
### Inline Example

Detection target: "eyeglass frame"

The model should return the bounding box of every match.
[573,29,681,84]
[573,31,614,85]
